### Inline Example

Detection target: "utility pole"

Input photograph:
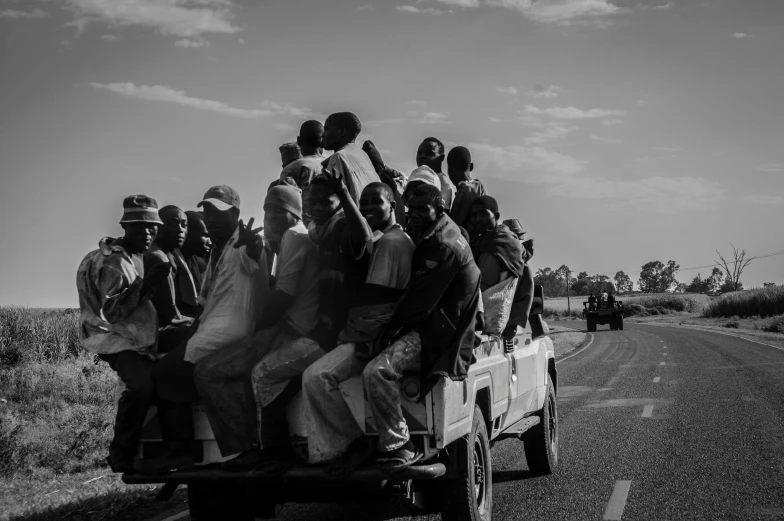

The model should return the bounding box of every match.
[565,268,571,316]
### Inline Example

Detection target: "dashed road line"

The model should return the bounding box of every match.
[603,480,632,520]
[637,322,784,353]
[653,376,661,383]
[642,405,654,418]
[660,361,666,366]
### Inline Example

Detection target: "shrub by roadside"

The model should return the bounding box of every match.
[703,286,784,318]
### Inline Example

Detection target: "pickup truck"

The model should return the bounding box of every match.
[123,286,558,521]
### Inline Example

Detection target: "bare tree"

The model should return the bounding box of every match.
[715,245,754,292]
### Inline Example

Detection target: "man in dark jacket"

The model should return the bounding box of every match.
[362,183,481,471]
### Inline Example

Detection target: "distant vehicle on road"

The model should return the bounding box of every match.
[582,300,624,332]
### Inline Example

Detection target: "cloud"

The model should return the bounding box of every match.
[175,38,210,48]
[0,8,47,19]
[428,0,481,6]
[602,118,622,126]
[756,163,784,173]
[496,86,518,95]
[522,104,625,119]
[365,110,450,127]
[486,0,624,26]
[90,82,318,119]
[62,0,241,38]
[743,195,784,205]
[732,32,750,39]
[101,33,119,41]
[397,5,446,14]
[526,122,577,144]
[357,3,374,10]
[489,116,510,123]
[469,142,585,179]
[404,100,426,106]
[590,134,623,144]
[419,111,451,124]
[525,84,562,98]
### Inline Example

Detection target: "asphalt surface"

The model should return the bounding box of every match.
[160,322,784,521]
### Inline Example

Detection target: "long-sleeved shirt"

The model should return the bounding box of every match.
[144,245,200,325]
[322,143,379,203]
[184,228,270,363]
[76,237,158,356]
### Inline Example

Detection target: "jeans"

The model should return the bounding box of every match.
[252,333,324,449]
[302,343,366,463]
[362,330,421,452]
[99,351,156,464]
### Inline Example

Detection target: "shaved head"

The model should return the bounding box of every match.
[298,120,324,153]
[159,205,185,221]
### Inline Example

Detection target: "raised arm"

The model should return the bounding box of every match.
[323,167,372,247]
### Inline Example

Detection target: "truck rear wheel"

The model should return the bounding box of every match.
[617,315,624,330]
[440,405,492,521]
[587,317,597,332]
[522,376,558,476]
[187,482,256,521]
[609,316,618,330]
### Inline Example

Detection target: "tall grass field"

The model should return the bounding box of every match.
[703,286,784,318]
[544,293,711,318]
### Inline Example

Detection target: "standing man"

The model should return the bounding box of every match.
[447,146,486,230]
[302,180,415,474]
[280,120,326,225]
[76,194,170,473]
[363,184,481,470]
[181,210,211,293]
[416,137,454,212]
[322,112,379,203]
[146,185,270,474]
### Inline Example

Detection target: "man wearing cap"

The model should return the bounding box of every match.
[195,184,320,469]
[403,165,441,205]
[147,185,270,474]
[447,146,486,230]
[416,137,454,211]
[322,112,379,203]
[280,120,326,226]
[76,194,171,473]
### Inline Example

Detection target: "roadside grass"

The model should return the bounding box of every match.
[703,286,784,319]
[543,293,710,320]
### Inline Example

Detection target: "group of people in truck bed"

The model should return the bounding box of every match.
[76,112,536,478]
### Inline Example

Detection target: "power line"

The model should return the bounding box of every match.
[680,249,784,271]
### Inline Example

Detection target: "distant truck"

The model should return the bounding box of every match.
[582,300,624,332]
[123,286,558,521]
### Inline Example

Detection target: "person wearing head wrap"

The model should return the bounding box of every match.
[195,184,321,470]
[75,194,169,473]
[280,120,327,225]
[447,146,486,230]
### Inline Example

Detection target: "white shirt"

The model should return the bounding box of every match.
[184,228,270,363]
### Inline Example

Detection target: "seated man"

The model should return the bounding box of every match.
[147,185,270,474]
[607,291,616,306]
[322,112,379,203]
[402,166,441,206]
[468,196,524,292]
[415,137,454,211]
[588,292,597,311]
[196,184,320,470]
[501,218,535,341]
[447,146,486,232]
[76,194,170,473]
[144,206,200,349]
[302,180,414,474]
[181,210,211,293]
[250,173,372,472]
[362,184,481,470]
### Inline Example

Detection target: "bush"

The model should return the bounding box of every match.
[763,316,784,333]
[623,293,710,314]
[703,286,784,318]
[725,321,740,329]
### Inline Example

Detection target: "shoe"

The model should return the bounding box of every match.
[133,454,194,475]
[221,449,262,471]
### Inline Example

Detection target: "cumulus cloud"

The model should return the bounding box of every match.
[590,134,623,144]
[525,84,562,98]
[0,8,47,19]
[365,110,451,127]
[756,163,784,173]
[496,86,518,95]
[486,0,623,26]
[62,0,241,38]
[175,38,210,48]
[469,142,585,179]
[743,195,784,205]
[602,118,622,126]
[522,104,625,119]
[101,34,119,41]
[397,5,446,14]
[428,0,481,6]
[526,122,577,144]
[90,82,318,119]
[732,32,750,39]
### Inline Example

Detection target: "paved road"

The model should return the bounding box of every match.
[163,323,784,521]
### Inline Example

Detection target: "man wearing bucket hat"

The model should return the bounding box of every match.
[76,194,171,473]
[144,185,271,474]
[195,184,321,469]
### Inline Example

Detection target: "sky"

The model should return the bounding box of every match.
[1,0,783,307]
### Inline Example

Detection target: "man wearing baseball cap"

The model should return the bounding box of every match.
[145,185,271,474]
[76,194,171,473]
[195,184,321,469]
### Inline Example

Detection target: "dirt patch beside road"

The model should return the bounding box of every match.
[548,323,589,358]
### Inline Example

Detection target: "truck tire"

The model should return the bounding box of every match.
[440,405,492,521]
[609,316,618,330]
[187,482,255,521]
[617,315,624,330]
[522,376,558,476]
[587,317,597,332]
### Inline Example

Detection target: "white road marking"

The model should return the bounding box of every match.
[637,323,784,353]
[653,377,661,383]
[604,480,633,520]
[660,362,666,366]
[160,510,189,521]
[663,353,668,356]
[642,405,654,417]
[663,346,667,349]
[560,332,595,362]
